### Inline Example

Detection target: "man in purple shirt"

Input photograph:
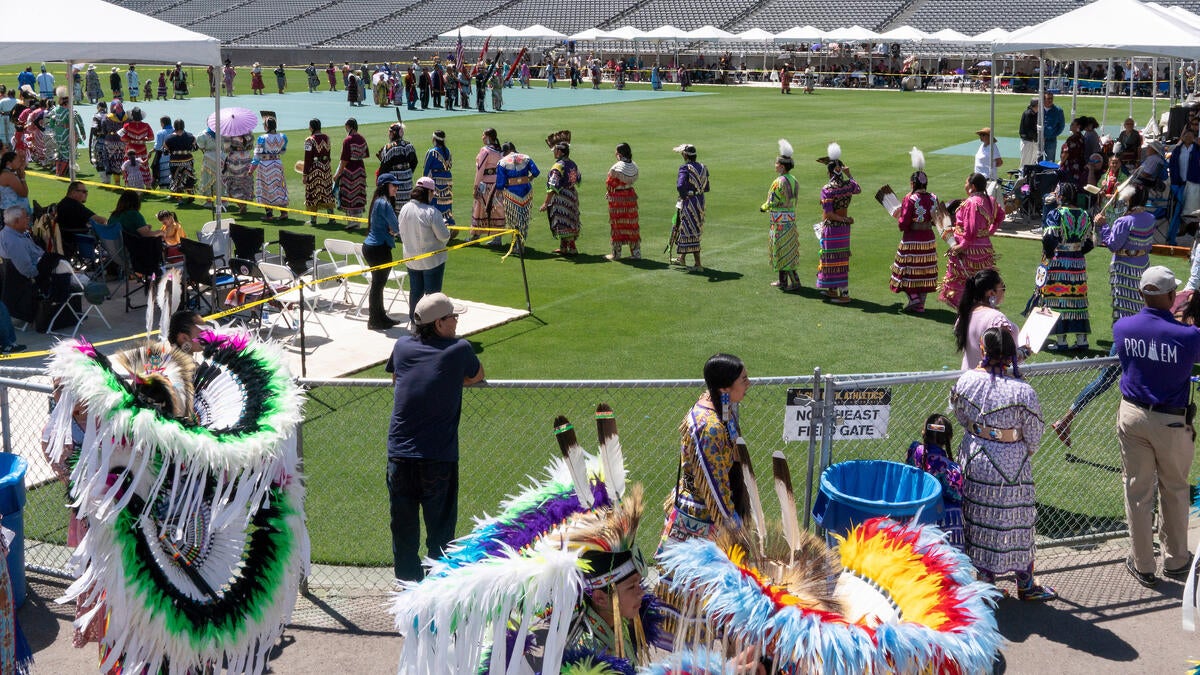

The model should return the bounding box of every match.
[1113,265,1200,587]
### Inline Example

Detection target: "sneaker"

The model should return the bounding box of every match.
[1017,584,1058,602]
[1126,557,1159,588]
[1164,555,1194,581]
[0,344,26,355]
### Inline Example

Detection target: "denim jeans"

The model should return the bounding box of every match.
[1070,343,1120,412]
[0,301,16,347]
[406,263,445,322]
[387,458,458,581]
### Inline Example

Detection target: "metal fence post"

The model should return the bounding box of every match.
[802,367,822,530]
[0,383,9,456]
[819,375,838,472]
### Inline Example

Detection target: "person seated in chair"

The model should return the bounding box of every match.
[0,205,82,292]
[56,181,108,254]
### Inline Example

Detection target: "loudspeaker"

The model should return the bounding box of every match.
[1168,105,1192,141]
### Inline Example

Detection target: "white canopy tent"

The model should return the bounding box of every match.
[568,28,605,41]
[0,0,222,206]
[638,25,690,40]
[686,25,735,40]
[604,26,647,41]
[439,25,486,39]
[972,27,1010,42]
[824,25,881,42]
[735,28,776,41]
[515,24,565,39]
[878,26,929,42]
[480,24,521,38]
[774,26,824,42]
[926,28,974,44]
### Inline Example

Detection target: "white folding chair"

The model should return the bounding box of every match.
[321,238,369,311]
[198,218,234,267]
[256,261,329,339]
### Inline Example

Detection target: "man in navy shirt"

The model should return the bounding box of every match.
[1114,266,1200,587]
[384,292,484,582]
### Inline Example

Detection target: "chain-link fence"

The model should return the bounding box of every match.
[0,356,1147,593]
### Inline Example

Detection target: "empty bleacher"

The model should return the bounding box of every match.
[243,0,423,47]
[319,0,511,48]
[483,0,630,34]
[735,0,906,32]
[905,0,1082,33]
[617,0,757,30]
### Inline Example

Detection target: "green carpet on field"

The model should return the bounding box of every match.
[11,68,1190,567]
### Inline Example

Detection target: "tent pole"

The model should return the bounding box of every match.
[67,60,76,183]
[989,47,996,160]
[1128,58,1134,119]
[1071,59,1078,118]
[1152,57,1158,125]
[214,62,223,223]
[1102,57,1112,128]
[1037,53,1045,162]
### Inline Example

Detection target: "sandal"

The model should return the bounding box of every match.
[1051,420,1072,448]
[1017,584,1058,602]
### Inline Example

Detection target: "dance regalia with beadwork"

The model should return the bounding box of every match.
[906,441,964,548]
[606,159,640,247]
[302,133,335,210]
[223,133,255,202]
[890,190,940,295]
[495,152,540,243]
[547,157,582,244]
[1101,209,1156,321]
[96,111,127,176]
[422,144,454,225]
[674,161,709,254]
[377,138,416,212]
[764,172,799,273]
[195,130,220,198]
[44,329,308,674]
[472,144,505,237]
[951,368,1043,578]
[23,108,51,169]
[253,132,289,208]
[119,119,155,186]
[47,104,84,175]
[659,399,740,552]
[165,131,196,194]
[817,173,861,290]
[338,132,369,213]
[1040,205,1092,336]
[939,192,1003,307]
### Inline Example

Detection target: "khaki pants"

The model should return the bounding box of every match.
[1117,400,1195,573]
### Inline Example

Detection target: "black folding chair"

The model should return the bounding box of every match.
[122,232,164,312]
[179,239,236,314]
[273,229,320,278]
[229,223,267,261]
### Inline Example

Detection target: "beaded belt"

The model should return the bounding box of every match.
[1113,248,1146,257]
[482,167,496,175]
[259,153,280,160]
[1058,243,1084,252]
[505,175,532,185]
[969,422,1023,442]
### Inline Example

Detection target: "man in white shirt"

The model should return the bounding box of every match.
[973,127,1003,180]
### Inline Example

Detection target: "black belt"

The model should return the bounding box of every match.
[1122,396,1187,416]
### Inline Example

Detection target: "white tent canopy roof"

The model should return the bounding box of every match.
[515,24,565,38]
[824,25,881,41]
[686,25,735,40]
[568,28,605,40]
[927,28,974,43]
[878,26,929,41]
[972,27,1010,41]
[480,24,522,37]
[774,25,824,41]
[602,26,647,40]
[0,0,220,65]
[735,27,776,41]
[994,0,1200,59]
[639,25,690,39]
[439,25,486,38]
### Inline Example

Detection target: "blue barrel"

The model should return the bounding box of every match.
[0,454,27,608]
[1037,160,1060,170]
[812,460,942,540]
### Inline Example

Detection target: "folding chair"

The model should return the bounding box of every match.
[272,230,321,279]
[321,238,369,311]
[228,223,268,261]
[179,239,236,314]
[224,257,271,330]
[73,233,117,299]
[122,232,164,313]
[256,261,329,339]
[47,272,112,338]
[198,218,234,267]
[93,219,127,281]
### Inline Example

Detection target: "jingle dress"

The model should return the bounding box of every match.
[674,161,709,254]
[119,118,155,187]
[422,144,454,225]
[96,111,127,177]
[494,152,540,244]
[817,173,861,291]
[763,171,799,273]
[164,131,196,194]
[47,104,84,175]
[338,131,369,214]
[890,190,940,297]
[906,441,964,548]
[195,130,220,198]
[223,133,255,203]
[606,159,639,252]
[546,156,582,248]
[253,132,289,209]
[1040,205,1092,337]
[939,192,1003,307]
[951,368,1043,577]
[472,144,504,237]
[377,138,417,212]
[302,133,335,211]
[1100,210,1156,320]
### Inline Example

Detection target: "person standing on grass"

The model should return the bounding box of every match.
[252,116,289,221]
[939,173,1003,308]
[423,130,454,228]
[302,119,335,225]
[762,139,799,290]
[335,118,369,228]
[540,141,582,257]
[1114,266,1200,589]
[494,141,539,255]
[605,142,640,260]
[385,291,484,582]
[890,148,939,313]
[816,142,860,303]
[671,143,709,272]
[377,122,417,215]
[363,173,403,330]
[471,128,504,244]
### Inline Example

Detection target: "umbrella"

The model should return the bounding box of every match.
[207,107,258,136]
[954,68,966,74]
[977,60,993,67]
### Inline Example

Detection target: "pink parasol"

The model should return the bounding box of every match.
[206,107,258,136]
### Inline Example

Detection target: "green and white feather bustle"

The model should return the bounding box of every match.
[45,330,308,674]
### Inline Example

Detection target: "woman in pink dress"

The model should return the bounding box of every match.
[939,172,1004,308]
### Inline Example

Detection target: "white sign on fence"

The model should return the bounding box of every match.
[784,387,892,441]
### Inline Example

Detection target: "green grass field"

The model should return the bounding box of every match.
[12,68,1184,566]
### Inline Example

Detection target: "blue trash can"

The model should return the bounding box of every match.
[812,460,942,542]
[0,453,27,608]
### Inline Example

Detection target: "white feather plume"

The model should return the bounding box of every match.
[778,138,794,159]
[910,147,926,171]
[827,142,842,162]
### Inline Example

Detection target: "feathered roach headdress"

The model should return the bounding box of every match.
[910,146,928,189]
[656,454,1003,675]
[44,327,308,674]
[777,138,795,170]
[818,141,844,175]
[391,405,665,674]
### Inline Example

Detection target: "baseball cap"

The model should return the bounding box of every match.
[1139,266,1181,295]
[413,292,465,325]
[376,172,401,187]
[414,176,436,191]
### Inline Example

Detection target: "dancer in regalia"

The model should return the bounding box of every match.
[253,116,289,221]
[889,147,940,313]
[671,143,710,271]
[335,118,369,225]
[302,119,335,225]
[472,128,505,244]
[376,122,417,215]
[44,305,308,674]
[605,142,640,260]
[494,141,540,254]
[762,138,800,291]
[939,172,1004,308]
[816,142,861,303]
[422,129,454,226]
[1039,182,1093,351]
[540,132,582,257]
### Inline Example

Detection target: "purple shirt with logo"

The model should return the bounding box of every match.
[1114,307,1200,408]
